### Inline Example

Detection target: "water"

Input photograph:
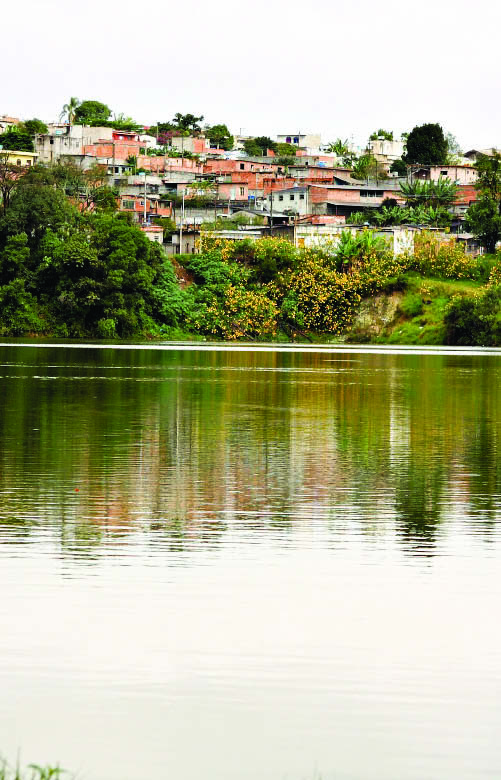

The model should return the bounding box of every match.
[1,344,500,780]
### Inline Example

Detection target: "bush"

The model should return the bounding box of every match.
[444,287,501,345]
[411,232,479,280]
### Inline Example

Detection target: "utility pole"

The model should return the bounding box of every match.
[270,189,273,236]
[179,191,185,254]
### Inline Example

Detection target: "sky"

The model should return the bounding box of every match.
[3,0,500,150]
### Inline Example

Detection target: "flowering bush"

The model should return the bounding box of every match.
[411,232,479,280]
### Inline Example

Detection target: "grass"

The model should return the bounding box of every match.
[373,275,486,345]
[0,759,67,780]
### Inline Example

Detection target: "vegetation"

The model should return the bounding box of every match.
[0,129,34,152]
[369,129,394,141]
[0,158,499,344]
[404,123,448,165]
[21,119,48,135]
[400,177,458,207]
[243,136,277,156]
[73,100,112,125]
[465,151,501,253]
[0,757,67,780]
[206,123,233,150]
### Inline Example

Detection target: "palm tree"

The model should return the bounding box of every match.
[60,97,80,124]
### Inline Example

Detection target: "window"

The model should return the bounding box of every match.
[360,190,380,198]
[293,137,299,144]
[286,136,291,143]
[240,163,245,170]
[122,200,135,209]
[299,193,305,200]
[50,139,54,145]
[279,195,284,201]
[441,170,448,176]
[290,194,295,200]
[26,160,31,166]
[240,187,245,196]
[16,159,21,166]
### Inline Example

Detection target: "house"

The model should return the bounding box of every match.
[277,133,322,150]
[35,124,114,162]
[366,138,405,163]
[0,149,38,167]
[410,164,477,184]
[266,186,310,217]
[308,183,403,217]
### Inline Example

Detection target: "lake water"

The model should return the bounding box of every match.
[1,343,501,780]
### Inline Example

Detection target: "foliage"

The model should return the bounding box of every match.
[243,137,277,156]
[351,154,387,180]
[399,292,423,318]
[206,123,233,150]
[22,119,48,135]
[60,97,80,124]
[349,203,452,228]
[0,153,28,215]
[465,151,501,253]
[172,113,204,133]
[404,123,448,165]
[400,177,458,207]
[0,129,34,152]
[369,129,393,141]
[410,232,479,279]
[74,100,111,125]
[276,142,297,156]
[445,131,463,164]
[111,113,142,133]
[325,139,349,156]
[444,286,501,345]
[390,158,407,176]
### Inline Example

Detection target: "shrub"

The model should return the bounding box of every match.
[411,232,479,280]
[399,292,423,318]
[444,287,501,346]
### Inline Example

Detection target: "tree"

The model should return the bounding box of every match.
[325,138,349,157]
[445,132,463,164]
[60,97,80,124]
[22,119,48,135]
[404,123,448,165]
[111,114,142,133]
[171,113,204,133]
[74,100,111,125]
[351,154,387,181]
[276,142,297,157]
[400,178,458,208]
[0,129,34,152]
[206,124,233,150]
[243,136,277,156]
[369,129,393,141]
[465,151,501,253]
[390,159,407,176]
[0,153,27,216]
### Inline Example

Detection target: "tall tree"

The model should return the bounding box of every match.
[243,137,277,156]
[0,153,27,216]
[0,129,34,152]
[22,119,48,135]
[465,151,501,253]
[404,123,448,165]
[74,100,111,125]
[171,113,204,133]
[60,97,80,124]
[206,124,233,150]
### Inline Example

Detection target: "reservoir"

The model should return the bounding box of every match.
[1,344,500,780]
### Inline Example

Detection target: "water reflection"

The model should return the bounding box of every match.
[0,346,500,560]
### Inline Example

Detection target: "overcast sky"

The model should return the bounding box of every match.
[4,0,499,150]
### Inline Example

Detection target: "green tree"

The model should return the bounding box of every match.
[60,97,80,124]
[74,100,112,125]
[0,128,34,152]
[0,153,28,215]
[276,142,297,157]
[325,138,349,156]
[171,113,204,133]
[243,136,277,156]
[465,151,501,253]
[22,119,48,135]
[206,123,234,150]
[390,158,407,176]
[369,129,393,141]
[445,132,463,164]
[404,123,448,165]
[400,178,458,208]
